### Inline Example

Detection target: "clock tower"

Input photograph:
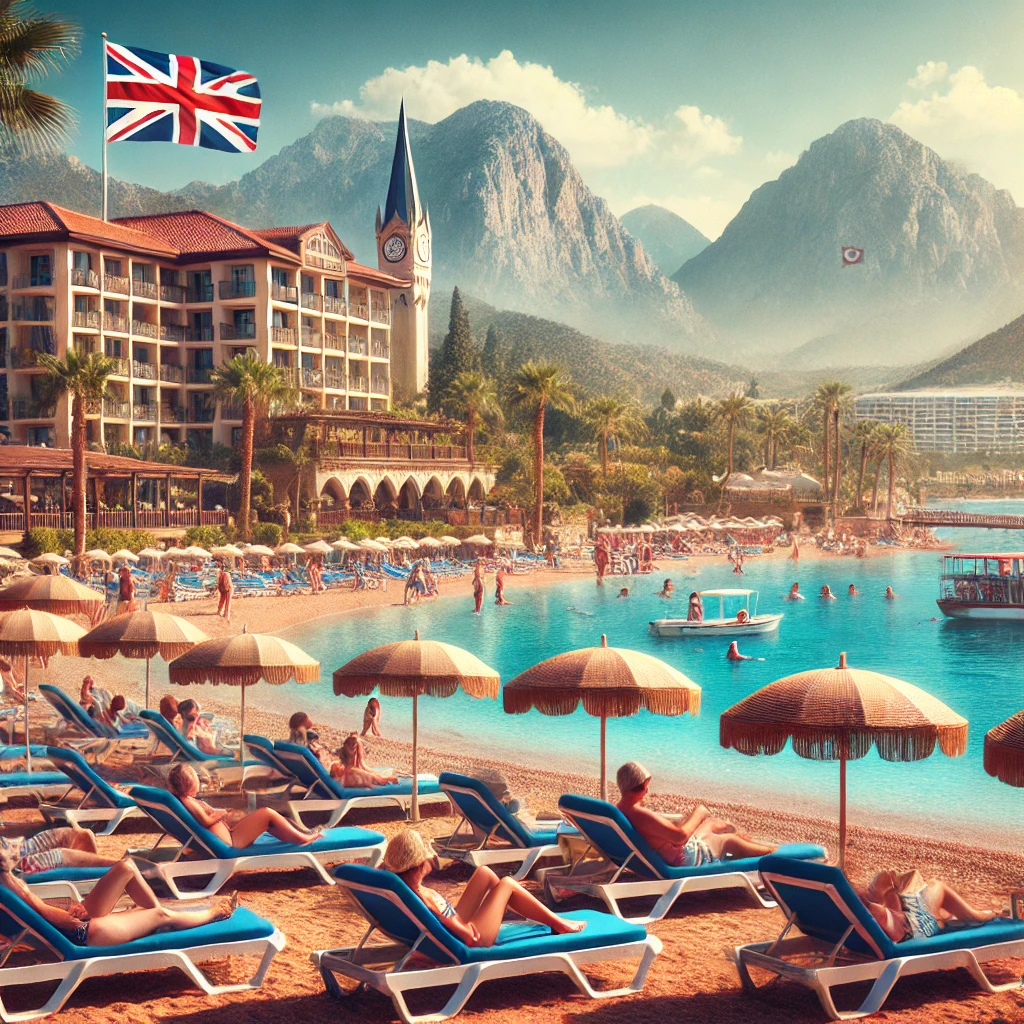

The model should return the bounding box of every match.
[377,99,431,396]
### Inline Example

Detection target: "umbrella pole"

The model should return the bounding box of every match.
[239,684,245,764]
[838,756,847,873]
[145,656,151,710]
[410,693,420,822]
[599,715,607,802]
[23,654,30,773]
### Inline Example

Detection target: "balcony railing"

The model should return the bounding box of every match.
[159,323,186,341]
[160,405,184,423]
[300,328,321,348]
[10,349,47,369]
[349,376,368,392]
[186,366,214,384]
[185,326,214,341]
[220,403,242,421]
[102,312,128,333]
[300,292,322,311]
[271,326,295,345]
[370,306,391,324]
[270,283,297,303]
[348,337,369,356]
[323,295,346,316]
[370,377,390,395]
[350,303,369,319]
[11,274,53,289]
[103,399,130,418]
[133,403,156,421]
[220,321,256,340]
[131,278,158,299]
[299,367,322,389]
[131,319,158,339]
[324,332,345,351]
[71,268,100,289]
[104,274,130,294]
[324,372,345,390]
[132,360,157,380]
[106,357,130,377]
[11,299,55,321]
[159,364,184,383]
[72,310,100,330]
[319,440,470,462]
[187,406,215,423]
[11,398,55,419]
[159,283,186,303]
[219,280,257,300]
[370,342,390,359]
[186,284,214,303]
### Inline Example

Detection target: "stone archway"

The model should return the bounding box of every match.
[397,476,421,512]
[446,476,467,509]
[374,476,398,516]
[468,476,486,502]
[422,476,444,510]
[349,477,373,508]
[320,477,348,508]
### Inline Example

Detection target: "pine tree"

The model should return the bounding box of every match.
[428,287,479,413]
[660,387,677,411]
[481,324,504,379]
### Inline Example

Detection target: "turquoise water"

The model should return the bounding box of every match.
[238,500,1024,844]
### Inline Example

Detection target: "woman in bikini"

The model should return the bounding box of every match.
[615,761,775,867]
[382,829,584,947]
[330,733,399,788]
[168,763,321,847]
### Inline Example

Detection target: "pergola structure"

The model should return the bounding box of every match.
[0,446,226,535]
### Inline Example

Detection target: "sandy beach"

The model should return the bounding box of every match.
[6,542,1020,1024]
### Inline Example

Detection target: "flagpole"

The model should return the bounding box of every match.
[101,32,108,221]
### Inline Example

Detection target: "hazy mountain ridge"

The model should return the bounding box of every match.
[620,204,710,276]
[675,118,1024,369]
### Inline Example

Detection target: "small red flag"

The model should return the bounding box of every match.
[841,246,864,266]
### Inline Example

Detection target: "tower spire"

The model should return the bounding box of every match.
[383,98,421,226]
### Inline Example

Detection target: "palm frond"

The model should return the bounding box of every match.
[0,81,74,151]
[0,6,79,78]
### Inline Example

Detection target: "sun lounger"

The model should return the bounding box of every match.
[434,772,575,880]
[37,746,146,836]
[38,684,149,759]
[272,740,450,828]
[127,784,386,897]
[311,862,662,1024]
[735,854,1024,1020]
[0,770,71,805]
[554,794,826,924]
[0,884,284,1020]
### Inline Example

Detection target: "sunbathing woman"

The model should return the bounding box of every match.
[330,733,399,788]
[178,699,227,756]
[0,846,234,946]
[168,763,321,846]
[383,829,584,946]
[858,869,1002,941]
[288,711,331,761]
[616,761,775,866]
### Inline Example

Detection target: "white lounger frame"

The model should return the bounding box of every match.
[0,916,285,1022]
[735,871,1024,1020]
[38,778,146,837]
[311,880,662,1024]
[552,805,774,925]
[0,780,76,806]
[287,774,450,830]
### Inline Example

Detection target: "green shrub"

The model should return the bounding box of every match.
[25,527,158,557]
[184,525,227,548]
[250,521,282,547]
[25,528,61,557]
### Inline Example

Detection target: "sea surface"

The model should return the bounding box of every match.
[248,499,1024,846]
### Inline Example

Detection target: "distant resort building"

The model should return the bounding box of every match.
[854,386,1024,453]
[0,104,500,527]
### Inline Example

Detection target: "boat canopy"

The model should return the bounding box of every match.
[699,588,757,598]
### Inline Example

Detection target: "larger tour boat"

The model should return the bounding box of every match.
[937,552,1024,620]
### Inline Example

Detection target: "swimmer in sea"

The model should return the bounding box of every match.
[787,582,805,601]
[726,641,762,662]
[848,584,860,596]
[618,587,630,599]
[820,585,837,600]
[658,578,674,599]
[885,586,897,600]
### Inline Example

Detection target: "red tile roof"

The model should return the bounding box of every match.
[346,260,409,287]
[113,210,298,263]
[252,223,355,262]
[0,202,177,257]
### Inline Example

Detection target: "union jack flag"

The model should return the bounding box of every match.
[104,41,260,152]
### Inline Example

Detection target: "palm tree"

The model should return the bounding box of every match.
[713,392,754,479]
[851,420,878,510]
[444,371,500,465]
[757,403,793,469]
[583,396,642,477]
[813,381,851,517]
[0,1,79,153]
[872,423,911,519]
[38,350,114,557]
[211,354,293,541]
[506,361,574,545]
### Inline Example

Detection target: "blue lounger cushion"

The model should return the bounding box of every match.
[439,772,562,848]
[0,771,70,788]
[560,794,824,880]
[334,863,645,965]
[760,854,1024,961]
[23,866,109,885]
[45,746,136,809]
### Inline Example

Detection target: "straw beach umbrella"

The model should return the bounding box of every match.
[0,609,84,769]
[333,631,500,820]
[983,710,1024,787]
[111,549,139,563]
[168,628,320,761]
[85,549,113,564]
[463,535,493,547]
[504,635,701,800]
[0,574,104,618]
[304,540,333,556]
[720,652,968,869]
[80,611,209,708]
[0,547,23,560]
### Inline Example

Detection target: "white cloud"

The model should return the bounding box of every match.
[908,60,949,89]
[312,51,741,172]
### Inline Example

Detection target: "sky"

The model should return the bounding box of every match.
[50,0,1024,239]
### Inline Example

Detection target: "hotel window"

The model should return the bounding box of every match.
[190,311,212,338]
[29,254,51,287]
[233,309,255,334]
[72,251,91,273]
[301,274,315,294]
[0,252,7,287]
[104,258,122,277]
[271,267,291,289]
[231,264,254,287]
[325,279,341,298]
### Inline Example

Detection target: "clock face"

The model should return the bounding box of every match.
[383,235,407,263]
[416,233,430,262]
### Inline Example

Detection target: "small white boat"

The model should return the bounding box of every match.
[649,588,783,637]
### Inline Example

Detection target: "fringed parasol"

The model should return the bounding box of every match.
[0,609,85,770]
[333,630,499,820]
[168,628,320,762]
[720,652,967,869]
[984,710,1024,788]
[504,635,701,800]
[0,575,105,618]
[79,611,210,708]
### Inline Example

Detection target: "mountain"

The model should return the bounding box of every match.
[0,101,713,354]
[620,205,710,276]
[674,118,1024,369]
[896,311,1024,389]
[444,294,917,403]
